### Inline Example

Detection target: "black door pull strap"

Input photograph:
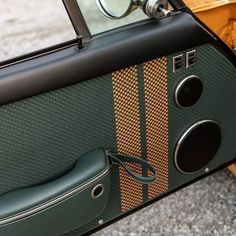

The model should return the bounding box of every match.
[106,151,157,184]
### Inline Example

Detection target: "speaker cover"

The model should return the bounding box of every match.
[174,120,221,174]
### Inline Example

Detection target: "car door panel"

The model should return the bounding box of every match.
[0,9,235,236]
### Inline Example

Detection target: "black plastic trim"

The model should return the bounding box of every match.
[0,40,78,69]
[0,12,213,106]
[169,0,187,10]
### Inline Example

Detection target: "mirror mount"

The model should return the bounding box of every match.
[144,0,171,18]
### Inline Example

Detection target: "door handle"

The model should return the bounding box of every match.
[0,148,156,235]
[0,149,110,226]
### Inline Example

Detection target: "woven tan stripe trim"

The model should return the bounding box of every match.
[143,58,169,199]
[112,66,143,212]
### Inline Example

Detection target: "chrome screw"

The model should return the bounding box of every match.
[98,219,104,225]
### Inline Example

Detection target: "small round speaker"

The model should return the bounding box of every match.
[174,120,221,174]
[175,75,203,108]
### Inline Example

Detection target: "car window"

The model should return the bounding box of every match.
[77,0,147,35]
[0,0,75,62]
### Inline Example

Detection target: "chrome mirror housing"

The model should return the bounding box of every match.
[96,0,171,19]
[96,0,140,19]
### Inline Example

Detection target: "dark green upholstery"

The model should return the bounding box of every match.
[0,44,235,235]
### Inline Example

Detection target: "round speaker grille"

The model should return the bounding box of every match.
[174,120,221,174]
[175,75,203,108]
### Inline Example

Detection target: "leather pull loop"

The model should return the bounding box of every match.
[106,151,157,184]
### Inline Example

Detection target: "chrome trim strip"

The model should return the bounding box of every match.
[172,54,183,73]
[0,163,109,226]
[174,75,201,108]
[91,184,104,199]
[186,49,196,68]
[174,119,218,174]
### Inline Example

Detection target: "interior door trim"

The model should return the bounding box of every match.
[0,158,109,226]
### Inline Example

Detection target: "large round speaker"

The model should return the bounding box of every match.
[174,120,221,174]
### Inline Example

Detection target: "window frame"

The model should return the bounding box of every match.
[0,0,182,69]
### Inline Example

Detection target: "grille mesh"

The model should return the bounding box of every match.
[0,76,116,196]
[143,58,169,199]
[112,66,143,212]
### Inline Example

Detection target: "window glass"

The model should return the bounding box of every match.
[77,1,147,35]
[0,0,75,62]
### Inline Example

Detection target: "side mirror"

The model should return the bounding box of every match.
[96,0,139,19]
[96,0,171,19]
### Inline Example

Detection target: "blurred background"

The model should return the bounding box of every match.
[0,1,235,235]
[0,0,146,62]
